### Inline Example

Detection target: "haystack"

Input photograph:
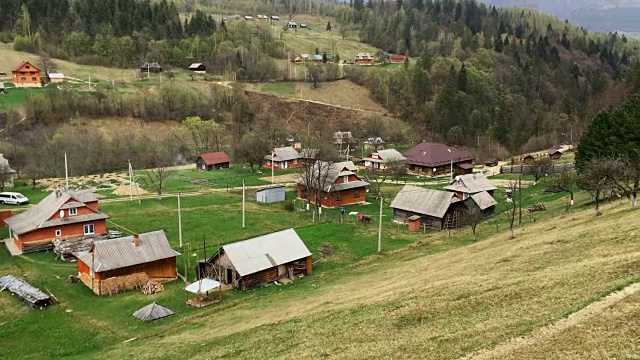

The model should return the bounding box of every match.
[112,183,148,196]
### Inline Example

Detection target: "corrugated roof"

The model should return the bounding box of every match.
[368,149,406,163]
[391,185,456,218]
[185,279,220,294]
[404,142,474,167]
[48,73,64,79]
[77,230,180,272]
[198,151,230,165]
[296,161,368,192]
[42,213,109,227]
[445,174,497,194]
[221,228,311,277]
[132,302,175,321]
[265,147,300,162]
[471,191,497,210]
[5,190,105,235]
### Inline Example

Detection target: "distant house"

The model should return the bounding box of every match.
[484,158,499,167]
[364,149,406,172]
[188,63,206,73]
[391,185,466,230]
[310,54,324,64]
[296,161,369,207]
[333,131,354,145]
[4,190,109,254]
[12,61,41,87]
[299,23,308,28]
[287,21,297,28]
[404,142,475,177]
[140,62,163,73]
[255,14,268,20]
[299,148,319,162]
[293,54,309,64]
[0,82,5,94]
[364,137,386,150]
[196,151,230,171]
[256,185,286,204]
[445,173,497,199]
[389,55,406,63]
[264,147,302,169]
[76,231,180,295]
[355,53,374,65]
[285,135,302,149]
[244,15,254,20]
[0,153,16,187]
[522,154,535,164]
[548,148,563,160]
[200,228,312,290]
[270,15,280,21]
[48,73,65,83]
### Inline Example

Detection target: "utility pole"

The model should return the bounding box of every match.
[518,176,522,225]
[378,196,383,253]
[242,179,246,228]
[64,152,69,190]
[128,160,133,202]
[271,151,275,184]
[178,191,183,247]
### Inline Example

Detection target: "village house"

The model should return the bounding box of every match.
[195,151,230,171]
[270,15,280,21]
[199,228,312,291]
[355,53,374,65]
[287,20,297,28]
[404,141,475,177]
[264,147,302,169]
[548,148,563,160]
[12,61,41,87]
[522,154,535,164]
[391,185,466,230]
[48,73,65,83]
[243,15,254,20]
[4,190,109,255]
[285,135,302,149]
[363,137,386,151]
[445,173,497,199]
[255,14,268,21]
[389,55,406,63]
[364,149,406,172]
[293,54,309,64]
[0,153,16,188]
[76,231,180,295]
[333,131,355,146]
[188,63,206,73]
[296,161,369,207]
[140,62,163,73]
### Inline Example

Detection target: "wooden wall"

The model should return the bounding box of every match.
[16,219,107,252]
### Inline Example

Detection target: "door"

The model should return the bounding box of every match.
[226,268,233,284]
[278,265,286,277]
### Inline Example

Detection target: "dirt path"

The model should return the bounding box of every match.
[462,282,640,360]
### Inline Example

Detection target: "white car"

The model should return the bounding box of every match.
[0,192,30,205]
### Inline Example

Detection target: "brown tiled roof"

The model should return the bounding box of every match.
[198,151,230,165]
[404,142,474,167]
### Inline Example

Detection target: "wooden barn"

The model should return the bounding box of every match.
[548,148,563,160]
[355,53,374,65]
[196,151,230,171]
[76,231,180,295]
[296,161,369,208]
[140,62,163,73]
[404,141,475,177]
[391,185,466,230]
[198,229,312,291]
[264,146,302,169]
[522,154,535,164]
[188,63,206,72]
[4,190,108,255]
[364,149,406,172]
[445,173,497,199]
[12,61,41,87]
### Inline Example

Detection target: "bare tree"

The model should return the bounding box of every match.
[298,144,338,212]
[233,132,270,171]
[553,169,577,207]
[0,163,14,191]
[464,205,483,241]
[362,166,388,196]
[608,156,640,209]
[531,157,552,184]
[23,162,42,189]
[578,157,618,215]
[146,166,174,200]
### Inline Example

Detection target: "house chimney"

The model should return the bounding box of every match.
[133,234,140,247]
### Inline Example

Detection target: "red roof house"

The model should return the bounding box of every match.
[196,151,230,171]
[389,55,406,63]
[404,142,475,177]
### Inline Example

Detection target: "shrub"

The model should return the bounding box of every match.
[283,200,294,212]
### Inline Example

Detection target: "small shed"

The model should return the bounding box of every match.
[548,148,563,160]
[141,62,163,73]
[287,21,297,28]
[133,302,175,321]
[188,63,206,72]
[256,185,286,204]
[48,73,65,83]
[270,15,280,21]
[0,82,5,93]
[196,151,230,171]
[522,154,535,164]
[407,215,421,232]
[389,55,406,63]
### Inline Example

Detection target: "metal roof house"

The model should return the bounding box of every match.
[264,146,302,169]
[188,63,206,72]
[200,229,312,290]
[445,174,497,199]
[196,151,230,171]
[256,185,286,204]
[76,230,180,295]
[364,149,406,172]
[391,185,467,230]
[296,161,369,208]
[404,141,475,177]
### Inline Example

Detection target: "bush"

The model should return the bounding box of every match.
[283,200,295,212]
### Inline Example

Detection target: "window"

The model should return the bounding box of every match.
[20,77,26,81]
[334,192,342,201]
[293,159,298,164]
[26,65,30,69]
[343,175,349,183]
[352,189,360,197]
[55,230,62,237]
[83,224,95,235]
[69,208,77,216]
[31,77,37,81]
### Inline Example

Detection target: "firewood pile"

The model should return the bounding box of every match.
[528,203,547,213]
[141,280,164,295]
[53,236,103,261]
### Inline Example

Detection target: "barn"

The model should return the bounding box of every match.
[76,231,180,295]
[188,63,206,73]
[200,228,312,290]
[391,185,467,230]
[445,173,497,199]
[548,148,563,160]
[256,185,286,203]
[404,141,475,177]
[195,151,230,171]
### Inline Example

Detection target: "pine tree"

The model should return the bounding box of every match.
[326,21,332,31]
[457,63,468,92]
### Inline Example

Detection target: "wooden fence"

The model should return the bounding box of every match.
[500,163,575,175]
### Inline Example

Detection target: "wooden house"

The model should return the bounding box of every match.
[548,148,563,160]
[196,151,230,171]
[296,161,369,207]
[287,21,297,28]
[404,141,475,177]
[445,174,497,199]
[264,147,302,169]
[140,62,163,73]
[76,231,180,295]
[270,15,280,21]
[389,55,406,63]
[188,63,206,73]
[391,185,466,230]
[4,190,108,254]
[355,53,374,65]
[200,228,312,291]
[364,149,406,172]
[12,61,41,87]
[48,73,65,83]
[522,154,535,164]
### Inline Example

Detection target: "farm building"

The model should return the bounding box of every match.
[445,173,497,199]
[199,228,312,291]
[4,190,108,255]
[469,191,498,217]
[293,54,309,64]
[140,62,163,73]
[522,154,535,164]
[404,141,475,177]
[285,135,302,149]
[188,63,206,72]
[364,149,406,172]
[391,185,467,230]
[389,55,406,63]
[333,131,355,145]
[244,15,254,20]
[300,23,308,28]
[355,53,374,65]
[287,21,297,28]
[12,61,41,87]
[296,161,369,207]
[196,151,230,171]
[0,82,5,93]
[363,137,386,150]
[548,148,563,160]
[0,153,16,187]
[256,185,286,204]
[270,15,280,21]
[264,147,302,169]
[48,73,65,83]
[76,231,180,295]
[255,14,268,20]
